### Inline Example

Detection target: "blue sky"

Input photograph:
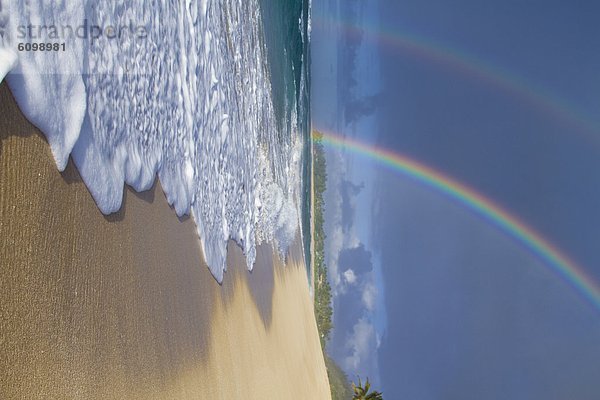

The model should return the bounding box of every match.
[312,0,600,398]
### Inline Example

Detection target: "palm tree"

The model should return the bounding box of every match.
[351,377,383,400]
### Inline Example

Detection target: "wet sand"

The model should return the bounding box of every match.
[0,82,330,399]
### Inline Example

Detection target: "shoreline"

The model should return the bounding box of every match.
[0,82,330,399]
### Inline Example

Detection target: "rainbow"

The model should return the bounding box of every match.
[315,130,600,311]
[315,18,600,140]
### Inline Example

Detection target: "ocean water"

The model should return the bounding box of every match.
[0,0,311,282]
[259,0,313,282]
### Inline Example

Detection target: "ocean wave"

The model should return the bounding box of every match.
[1,0,301,281]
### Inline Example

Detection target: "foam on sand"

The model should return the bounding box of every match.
[0,41,17,82]
[2,0,305,281]
[0,7,17,82]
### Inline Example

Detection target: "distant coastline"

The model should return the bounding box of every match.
[312,130,354,400]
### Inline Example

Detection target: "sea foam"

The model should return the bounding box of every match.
[1,0,302,282]
[0,38,16,82]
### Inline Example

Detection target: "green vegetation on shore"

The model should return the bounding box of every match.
[312,131,353,400]
[325,355,354,400]
[313,131,333,345]
[312,130,384,400]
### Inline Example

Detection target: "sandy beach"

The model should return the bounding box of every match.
[0,82,330,399]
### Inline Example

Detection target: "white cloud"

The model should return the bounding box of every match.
[343,318,376,371]
[327,224,344,289]
[361,281,378,311]
[343,268,357,285]
[324,149,361,293]
[346,229,361,249]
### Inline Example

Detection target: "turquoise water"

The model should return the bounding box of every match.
[260,0,312,281]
